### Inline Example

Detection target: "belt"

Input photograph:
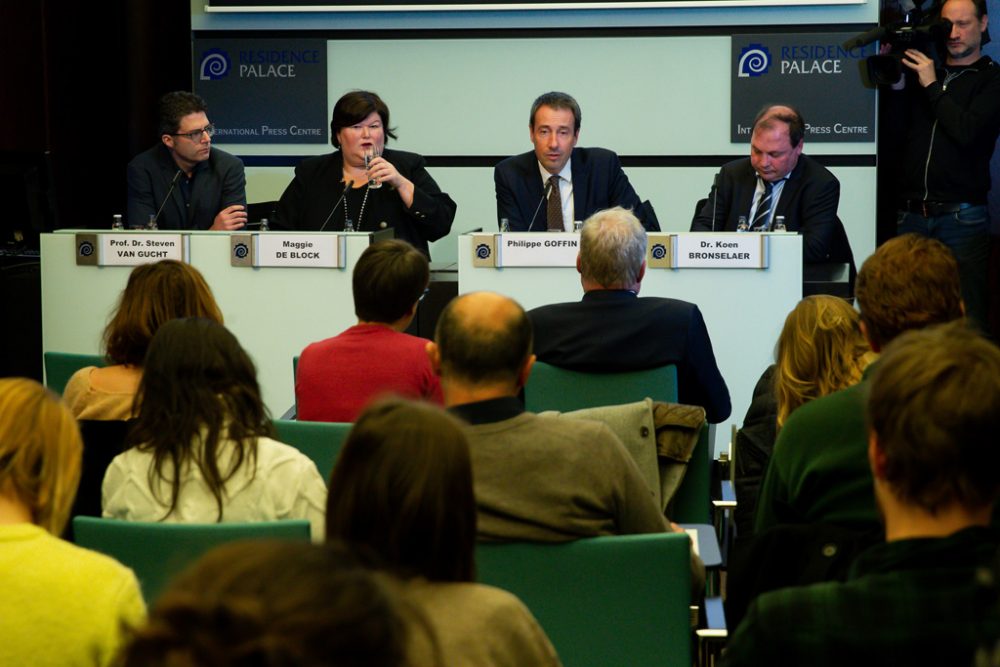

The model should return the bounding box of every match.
[903,201,979,217]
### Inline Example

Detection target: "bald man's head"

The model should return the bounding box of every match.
[433,292,533,387]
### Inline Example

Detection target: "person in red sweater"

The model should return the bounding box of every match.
[295,240,443,422]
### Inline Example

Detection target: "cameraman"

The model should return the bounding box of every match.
[889,0,1000,330]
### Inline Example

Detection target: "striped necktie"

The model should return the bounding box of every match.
[750,179,774,231]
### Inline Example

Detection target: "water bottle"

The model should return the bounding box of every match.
[737,216,748,232]
[260,217,270,232]
[111,214,124,231]
[147,214,158,231]
[773,215,787,232]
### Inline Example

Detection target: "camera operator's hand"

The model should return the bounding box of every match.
[902,49,938,88]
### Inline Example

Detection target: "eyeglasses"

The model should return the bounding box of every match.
[173,124,215,141]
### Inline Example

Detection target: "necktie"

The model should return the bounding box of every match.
[546,175,564,231]
[751,180,774,231]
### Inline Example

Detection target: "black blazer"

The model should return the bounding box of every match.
[126,144,246,230]
[272,148,456,258]
[528,290,731,424]
[690,155,853,267]
[494,147,659,232]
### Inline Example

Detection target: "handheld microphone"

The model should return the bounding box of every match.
[527,179,555,232]
[711,173,721,233]
[319,180,354,233]
[151,170,183,227]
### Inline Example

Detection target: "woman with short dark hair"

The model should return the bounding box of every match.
[327,399,561,666]
[102,318,326,538]
[273,90,456,258]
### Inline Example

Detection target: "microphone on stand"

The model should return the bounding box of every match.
[319,180,354,232]
[527,179,555,232]
[710,173,721,232]
[151,170,183,227]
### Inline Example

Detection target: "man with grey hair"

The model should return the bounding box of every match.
[494,91,659,232]
[528,207,730,423]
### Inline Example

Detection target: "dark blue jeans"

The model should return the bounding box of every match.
[896,205,990,329]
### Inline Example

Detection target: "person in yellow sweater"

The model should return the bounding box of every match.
[0,378,145,666]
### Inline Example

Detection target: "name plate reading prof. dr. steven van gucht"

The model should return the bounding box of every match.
[471,233,579,268]
[230,233,346,268]
[672,233,770,269]
[75,233,187,267]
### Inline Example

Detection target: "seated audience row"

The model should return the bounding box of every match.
[725,321,1000,666]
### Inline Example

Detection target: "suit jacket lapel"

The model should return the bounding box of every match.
[773,158,806,222]
[570,148,586,218]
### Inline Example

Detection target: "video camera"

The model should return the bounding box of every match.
[843,1,952,85]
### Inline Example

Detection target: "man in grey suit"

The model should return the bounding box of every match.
[126,91,247,230]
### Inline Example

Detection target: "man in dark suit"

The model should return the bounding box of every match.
[528,207,730,424]
[494,91,658,232]
[690,104,852,268]
[126,91,247,230]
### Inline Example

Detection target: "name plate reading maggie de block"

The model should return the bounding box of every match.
[672,234,769,269]
[470,233,579,268]
[232,234,345,268]
[75,233,187,266]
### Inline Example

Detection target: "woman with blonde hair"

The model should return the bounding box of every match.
[327,398,561,667]
[735,295,874,537]
[63,259,223,420]
[0,378,144,666]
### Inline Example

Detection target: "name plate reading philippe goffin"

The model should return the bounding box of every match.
[230,234,346,268]
[75,233,187,267]
[672,233,770,269]
[471,233,579,268]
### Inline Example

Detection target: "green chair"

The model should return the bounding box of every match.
[476,533,691,667]
[272,419,352,480]
[72,517,311,603]
[669,423,712,524]
[524,362,678,412]
[43,351,105,395]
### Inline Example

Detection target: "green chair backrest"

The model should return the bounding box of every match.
[524,362,678,413]
[72,517,311,603]
[43,351,105,395]
[272,419,352,480]
[476,533,691,667]
[668,423,711,524]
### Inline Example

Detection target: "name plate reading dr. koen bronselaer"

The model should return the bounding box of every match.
[75,233,187,266]
[230,234,346,268]
[470,233,579,268]
[672,233,770,269]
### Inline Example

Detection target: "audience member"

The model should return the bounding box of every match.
[296,240,442,422]
[725,322,1000,666]
[102,318,326,538]
[734,295,874,537]
[0,378,144,666]
[123,540,409,667]
[528,207,730,423]
[754,234,964,532]
[327,398,562,667]
[427,291,703,592]
[63,260,223,421]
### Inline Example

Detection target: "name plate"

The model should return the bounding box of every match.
[75,233,187,266]
[672,233,769,269]
[231,234,346,268]
[470,233,579,268]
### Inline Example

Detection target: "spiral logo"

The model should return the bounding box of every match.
[475,244,491,260]
[651,243,667,260]
[738,44,771,78]
[78,241,94,257]
[233,243,249,259]
[199,49,231,81]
